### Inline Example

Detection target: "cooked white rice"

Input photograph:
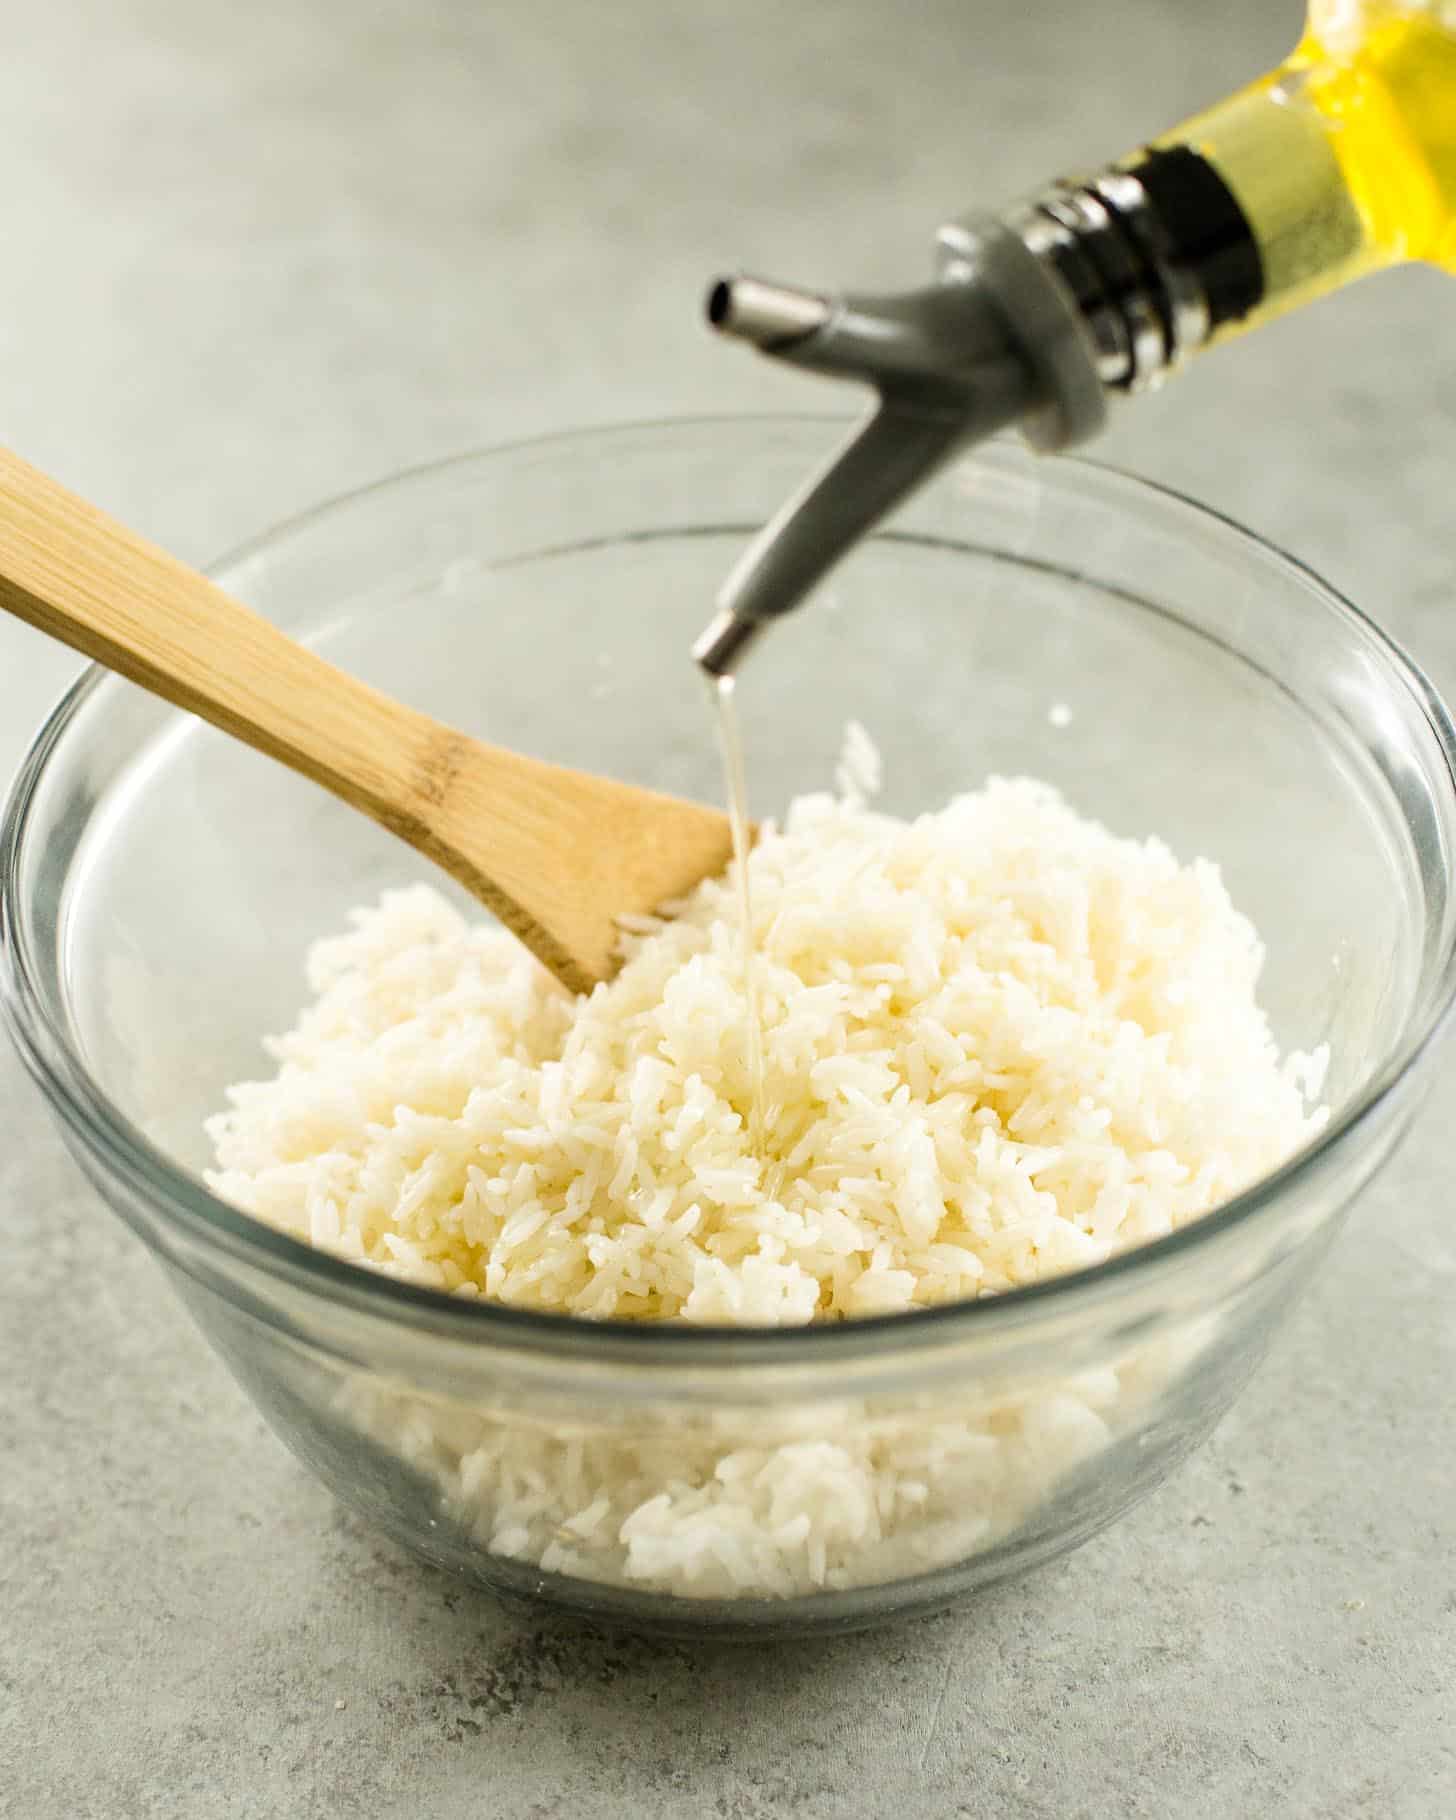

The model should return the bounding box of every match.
[206,742,1327,1597]
[349,1336,1214,1600]
[208,762,1326,1322]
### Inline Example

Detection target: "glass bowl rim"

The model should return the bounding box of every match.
[5,412,1456,1366]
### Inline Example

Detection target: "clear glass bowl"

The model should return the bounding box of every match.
[4,419,1455,1637]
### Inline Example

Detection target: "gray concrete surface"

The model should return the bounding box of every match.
[2,1,1454,1814]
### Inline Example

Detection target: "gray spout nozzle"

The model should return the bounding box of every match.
[695,220,1106,675]
[706,276,831,348]
[693,400,983,677]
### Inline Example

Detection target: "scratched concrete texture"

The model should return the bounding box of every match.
[2,1,1454,1815]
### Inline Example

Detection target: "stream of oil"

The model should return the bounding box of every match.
[711,674,768,1155]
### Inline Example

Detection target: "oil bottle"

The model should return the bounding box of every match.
[695,0,1456,674]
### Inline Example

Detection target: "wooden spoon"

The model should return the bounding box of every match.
[0,447,734,994]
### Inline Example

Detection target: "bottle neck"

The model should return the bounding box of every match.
[998,90,1380,394]
[1003,8,1456,394]
[997,146,1268,393]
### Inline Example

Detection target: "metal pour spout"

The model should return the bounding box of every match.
[706,276,832,346]
[693,216,1108,676]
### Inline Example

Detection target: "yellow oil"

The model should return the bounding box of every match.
[1297,5,1456,268]
[711,674,769,1154]
[1153,1,1456,332]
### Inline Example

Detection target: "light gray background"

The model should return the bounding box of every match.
[2,1,1453,1815]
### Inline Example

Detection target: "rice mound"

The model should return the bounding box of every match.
[351,1348,1203,1599]
[207,758,1327,1323]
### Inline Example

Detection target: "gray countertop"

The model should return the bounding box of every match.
[2,2,1453,1814]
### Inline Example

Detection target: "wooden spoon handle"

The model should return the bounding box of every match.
[0,445,736,995]
[0,446,436,827]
